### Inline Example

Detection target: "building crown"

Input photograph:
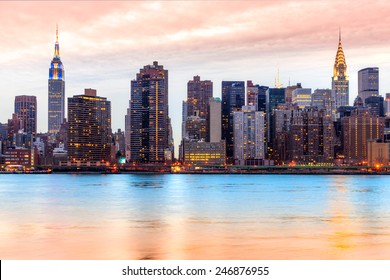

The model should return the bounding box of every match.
[333,29,347,78]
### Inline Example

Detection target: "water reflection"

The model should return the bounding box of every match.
[0,174,390,259]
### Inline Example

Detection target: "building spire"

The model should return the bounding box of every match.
[275,67,283,88]
[333,28,346,78]
[53,25,60,58]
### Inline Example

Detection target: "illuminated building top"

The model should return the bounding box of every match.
[333,29,347,79]
[49,25,64,81]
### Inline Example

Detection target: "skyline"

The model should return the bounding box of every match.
[2,1,390,149]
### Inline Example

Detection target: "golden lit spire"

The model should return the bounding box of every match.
[333,28,347,78]
[275,67,283,88]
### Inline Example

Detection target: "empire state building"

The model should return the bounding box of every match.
[332,30,349,108]
[48,25,65,134]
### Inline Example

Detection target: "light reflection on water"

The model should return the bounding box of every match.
[0,174,390,259]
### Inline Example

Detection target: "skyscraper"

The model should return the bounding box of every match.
[182,76,213,141]
[67,89,112,163]
[266,87,285,157]
[385,93,390,117]
[288,107,335,164]
[187,76,213,119]
[358,67,379,103]
[332,30,349,108]
[292,88,312,109]
[285,83,302,106]
[365,95,384,117]
[342,108,385,163]
[127,61,172,163]
[233,105,265,165]
[221,81,245,161]
[14,95,37,136]
[48,25,65,134]
[312,89,333,111]
[208,97,222,142]
[246,80,258,107]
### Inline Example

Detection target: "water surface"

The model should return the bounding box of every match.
[0,174,389,259]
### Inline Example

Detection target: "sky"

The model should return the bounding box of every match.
[1,0,390,152]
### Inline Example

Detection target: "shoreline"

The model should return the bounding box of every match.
[1,169,390,175]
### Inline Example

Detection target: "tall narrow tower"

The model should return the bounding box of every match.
[127,61,172,163]
[332,29,349,108]
[48,25,65,134]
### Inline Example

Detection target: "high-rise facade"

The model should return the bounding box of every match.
[246,80,258,107]
[127,61,172,163]
[358,67,379,104]
[342,108,385,163]
[266,88,285,157]
[182,76,213,141]
[14,95,37,136]
[48,26,65,134]
[233,105,265,165]
[292,88,312,109]
[187,76,213,119]
[385,93,390,117]
[221,81,245,161]
[67,89,112,162]
[285,83,302,106]
[288,107,335,164]
[312,89,333,111]
[365,95,384,117]
[208,97,222,142]
[332,31,349,108]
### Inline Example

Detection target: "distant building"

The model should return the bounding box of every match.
[187,76,213,120]
[342,108,385,163]
[273,108,293,163]
[221,81,245,161]
[358,67,379,104]
[266,88,285,157]
[233,106,265,165]
[312,89,333,110]
[67,89,112,163]
[0,123,8,141]
[292,88,312,109]
[53,143,68,165]
[184,116,207,141]
[3,148,36,168]
[385,93,390,117]
[367,140,389,166]
[246,80,258,107]
[384,117,390,142]
[14,95,37,137]
[257,86,268,112]
[182,76,212,142]
[365,95,384,117]
[208,97,222,142]
[182,140,226,166]
[285,83,302,106]
[113,129,126,158]
[288,107,335,164]
[126,61,173,163]
[48,26,65,134]
[332,31,349,108]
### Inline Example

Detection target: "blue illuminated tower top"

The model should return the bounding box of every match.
[49,25,64,80]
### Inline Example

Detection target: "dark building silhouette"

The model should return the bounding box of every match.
[221,81,245,161]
